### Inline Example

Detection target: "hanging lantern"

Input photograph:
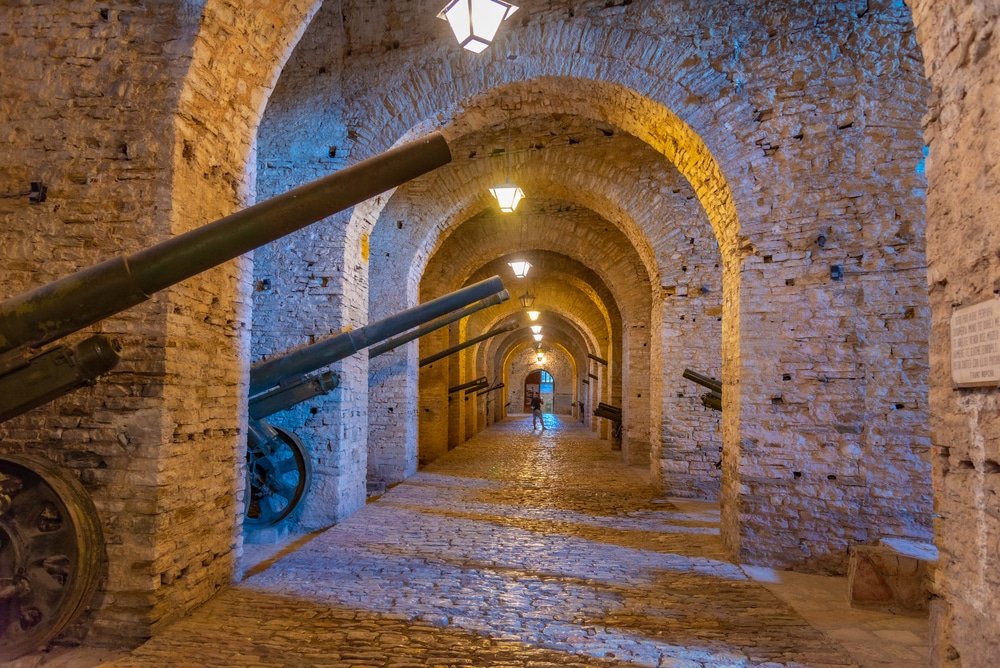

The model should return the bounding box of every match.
[530,325,542,334]
[507,260,531,278]
[438,0,519,53]
[532,333,543,342]
[489,184,524,212]
[526,310,540,321]
[518,291,535,309]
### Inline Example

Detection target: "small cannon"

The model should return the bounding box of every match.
[682,368,722,411]
[245,276,506,528]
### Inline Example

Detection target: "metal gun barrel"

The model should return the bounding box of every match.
[419,321,519,367]
[0,133,451,354]
[682,368,722,394]
[250,275,504,395]
[368,289,509,359]
[448,377,488,394]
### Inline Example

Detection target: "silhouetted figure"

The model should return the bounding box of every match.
[530,395,544,430]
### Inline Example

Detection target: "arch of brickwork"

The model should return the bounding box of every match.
[0,0,321,646]
[507,346,576,417]
[252,1,931,570]
[263,0,932,575]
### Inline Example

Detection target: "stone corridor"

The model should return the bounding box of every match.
[64,417,927,667]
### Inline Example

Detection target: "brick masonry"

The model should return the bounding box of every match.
[7,1,997,664]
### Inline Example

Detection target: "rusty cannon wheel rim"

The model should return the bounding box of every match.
[0,455,103,660]
[244,426,311,529]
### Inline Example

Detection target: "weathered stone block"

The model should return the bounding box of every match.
[848,539,937,615]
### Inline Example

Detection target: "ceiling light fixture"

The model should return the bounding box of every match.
[489,111,524,212]
[508,260,531,278]
[533,333,543,342]
[438,0,519,53]
[518,291,535,309]
[526,310,540,322]
[530,325,542,334]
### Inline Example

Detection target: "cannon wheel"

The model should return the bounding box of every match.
[245,426,311,529]
[0,455,103,661]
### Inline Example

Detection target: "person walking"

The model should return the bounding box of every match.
[530,394,544,430]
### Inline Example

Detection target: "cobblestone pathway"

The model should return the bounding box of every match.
[108,416,918,667]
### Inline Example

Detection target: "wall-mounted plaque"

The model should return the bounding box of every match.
[951,297,1000,387]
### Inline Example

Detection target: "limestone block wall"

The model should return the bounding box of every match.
[253,3,368,529]
[909,1,1000,665]
[0,5,195,643]
[0,0,320,647]
[715,1,933,573]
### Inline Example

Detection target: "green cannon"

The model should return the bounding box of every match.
[419,321,520,367]
[0,132,451,659]
[0,133,452,423]
[594,402,624,448]
[245,277,507,528]
[682,368,722,411]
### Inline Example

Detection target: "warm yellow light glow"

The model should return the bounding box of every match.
[530,325,542,334]
[536,353,545,364]
[438,0,518,53]
[533,333,543,342]
[507,260,531,278]
[527,310,540,321]
[489,184,524,212]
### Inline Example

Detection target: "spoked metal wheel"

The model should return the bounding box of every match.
[0,456,103,661]
[245,426,311,529]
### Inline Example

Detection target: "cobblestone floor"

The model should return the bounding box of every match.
[88,415,927,666]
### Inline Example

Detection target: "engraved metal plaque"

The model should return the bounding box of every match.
[951,297,1000,387]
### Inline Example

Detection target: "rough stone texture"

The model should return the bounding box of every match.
[909,1,1000,665]
[0,0,320,648]
[307,0,932,574]
[848,544,932,615]
[1,0,967,660]
[253,2,367,530]
[108,418,885,667]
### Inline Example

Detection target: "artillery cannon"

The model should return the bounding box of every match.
[246,277,506,528]
[594,402,623,447]
[419,321,520,367]
[0,132,451,658]
[448,377,489,394]
[682,368,722,411]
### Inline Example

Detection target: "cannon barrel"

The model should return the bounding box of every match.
[0,335,121,422]
[250,275,504,395]
[682,368,722,395]
[448,377,488,394]
[368,289,509,359]
[475,382,504,397]
[419,321,519,367]
[701,391,722,411]
[0,133,451,355]
[594,402,622,421]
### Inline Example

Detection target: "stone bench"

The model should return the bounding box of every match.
[847,538,937,615]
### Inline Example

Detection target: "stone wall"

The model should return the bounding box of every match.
[909,1,1000,665]
[253,1,368,529]
[0,0,319,647]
